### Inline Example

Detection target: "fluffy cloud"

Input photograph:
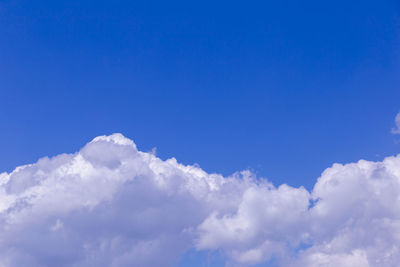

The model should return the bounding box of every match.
[1,134,400,266]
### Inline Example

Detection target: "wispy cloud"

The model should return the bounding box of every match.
[1,134,400,266]
[391,112,400,135]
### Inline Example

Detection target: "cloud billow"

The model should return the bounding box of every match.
[1,134,400,266]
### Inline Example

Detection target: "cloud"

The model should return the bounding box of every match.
[1,134,400,266]
[392,112,400,134]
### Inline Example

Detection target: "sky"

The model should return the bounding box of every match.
[1,0,400,266]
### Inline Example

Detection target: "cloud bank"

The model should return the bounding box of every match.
[1,134,400,266]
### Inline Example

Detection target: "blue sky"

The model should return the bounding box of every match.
[1,1,400,266]
[1,0,400,188]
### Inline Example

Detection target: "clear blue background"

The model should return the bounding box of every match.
[1,1,400,264]
[1,0,400,189]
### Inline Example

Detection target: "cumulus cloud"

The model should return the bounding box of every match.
[1,134,400,266]
[392,112,400,134]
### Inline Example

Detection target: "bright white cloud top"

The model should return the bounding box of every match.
[1,134,400,266]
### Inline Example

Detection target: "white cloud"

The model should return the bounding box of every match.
[1,133,400,266]
[392,112,400,134]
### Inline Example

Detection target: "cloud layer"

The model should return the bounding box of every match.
[1,134,400,266]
